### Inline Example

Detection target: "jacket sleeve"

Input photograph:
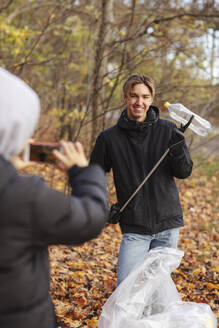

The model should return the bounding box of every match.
[168,127,193,179]
[169,124,193,179]
[32,164,108,246]
[90,132,112,173]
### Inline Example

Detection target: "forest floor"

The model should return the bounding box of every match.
[22,156,219,328]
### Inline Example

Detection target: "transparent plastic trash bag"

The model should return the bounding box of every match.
[98,247,217,328]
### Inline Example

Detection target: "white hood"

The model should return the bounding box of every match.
[0,68,40,160]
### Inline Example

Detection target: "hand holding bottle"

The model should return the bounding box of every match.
[169,128,185,146]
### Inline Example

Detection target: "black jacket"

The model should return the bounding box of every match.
[90,106,193,235]
[0,157,108,328]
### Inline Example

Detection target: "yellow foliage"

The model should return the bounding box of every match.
[207,283,219,290]
[85,317,98,327]
[184,191,193,197]
[119,29,126,36]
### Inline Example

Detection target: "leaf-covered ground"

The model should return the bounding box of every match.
[22,162,219,327]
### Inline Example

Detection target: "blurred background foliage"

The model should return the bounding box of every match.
[0,0,219,156]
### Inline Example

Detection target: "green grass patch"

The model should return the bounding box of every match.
[193,155,219,178]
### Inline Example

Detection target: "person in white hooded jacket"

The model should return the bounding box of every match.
[0,68,108,328]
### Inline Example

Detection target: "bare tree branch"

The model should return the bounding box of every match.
[12,10,57,75]
[6,2,95,23]
[0,0,13,14]
[109,12,219,46]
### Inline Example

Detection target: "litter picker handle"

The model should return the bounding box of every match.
[180,115,194,133]
[120,148,170,213]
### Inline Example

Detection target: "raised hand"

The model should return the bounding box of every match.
[53,141,88,171]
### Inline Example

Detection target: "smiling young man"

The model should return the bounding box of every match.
[90,74,193,285]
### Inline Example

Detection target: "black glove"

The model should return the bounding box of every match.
[169,115,194,157]
[108,203,121,224]
[168,128,185,157]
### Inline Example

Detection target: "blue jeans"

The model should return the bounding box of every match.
[117,227,180,285]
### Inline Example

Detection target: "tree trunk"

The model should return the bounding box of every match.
[90,0,114,147]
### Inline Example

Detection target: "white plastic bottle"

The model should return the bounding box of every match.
[164,102,212,137]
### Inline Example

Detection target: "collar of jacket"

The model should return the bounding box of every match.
[118,105,159,132]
